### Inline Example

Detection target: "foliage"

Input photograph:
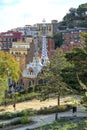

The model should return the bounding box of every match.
[81,32,87,46]
[0,51,21,104]
[60,3,87,29]
[0,51,21,81]
[65,46,87,91]
[0,79,7,104]
[20,116,29,124]
[0,109,34,120]
[0,117,33,129]
[20,110,29,124]
[38,49,71,105]
[32,117,87,130]
[81,92,87,106]
[61,66,80,91]
[64,32,87,106]
[1,92,38,105]
[37,105,72,115]
[53,32,63,48]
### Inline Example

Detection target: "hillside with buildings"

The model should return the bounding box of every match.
[58,3,87,30]
[0,3,87,90]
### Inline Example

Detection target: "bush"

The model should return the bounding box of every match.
[0,109,34,120]
[37,105,72,115]
[20,109,30,124]
[57,105,67,112]
[20,116,29,124]
[0,112,20,120]
[1,92,38,105]
[2,112,14,120]
[10,119,21,125]
[2,117,33,128]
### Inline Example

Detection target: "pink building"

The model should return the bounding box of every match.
[0,31,22,51]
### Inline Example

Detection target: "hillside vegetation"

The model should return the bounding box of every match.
[59,3,87,29]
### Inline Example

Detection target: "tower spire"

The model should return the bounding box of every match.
[41,19,49,66]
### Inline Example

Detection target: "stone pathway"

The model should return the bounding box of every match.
[0,95,86,130]
[12,105,87,130]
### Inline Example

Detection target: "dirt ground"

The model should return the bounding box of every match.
[0,95,80,113]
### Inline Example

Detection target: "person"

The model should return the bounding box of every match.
[72,106,77,116]
[13,103,16,110]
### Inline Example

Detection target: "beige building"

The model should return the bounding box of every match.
[10,41,30,55]
[35,20,59,37]
[36,23,53,37]
[9,37,35,71]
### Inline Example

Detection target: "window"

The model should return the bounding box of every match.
[16,57,20,61]
[29,68,33,75]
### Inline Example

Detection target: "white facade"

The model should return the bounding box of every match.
[22,19,49,79]
[23,56,43,78]
[41,19,49,66]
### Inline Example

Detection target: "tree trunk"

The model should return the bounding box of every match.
[57,94,60,106]
[55,94,60,120]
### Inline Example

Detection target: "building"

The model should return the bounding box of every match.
[51,20,59,35]
[35,19,59,37]
[0,31,22,51]
[47,37,56,59]
[9,36,35,71]
[22,19,50,88]
[60,27,87,45]
[11,25,38,38]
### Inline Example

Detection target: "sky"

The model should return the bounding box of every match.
[0,0,87,32]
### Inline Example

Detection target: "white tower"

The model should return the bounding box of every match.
[41,19,49,66]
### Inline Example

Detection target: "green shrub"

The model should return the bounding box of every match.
[10,119,21,125]
[57,105,67,112]
[0,108,34,120]
[37,105,72,115]
[20,116,29,124]
[20,109,29,124]
[1,92,38,105]
[2,112,14,119]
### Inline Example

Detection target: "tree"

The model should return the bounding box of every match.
[38,49,70,106]
[69,8,77,16]
[62,3,87,28]
[64,32,87,92]
[61,65,80,92]
[65,47,87,90]
[0,51,21,81]
[77,3,87,18]
[53,32,63,48]
[0,51,21,103]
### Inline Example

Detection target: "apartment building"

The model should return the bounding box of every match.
[9,37,35,71]
[0,31,22,51]
[60,27,87,45]
[12,25,38,38]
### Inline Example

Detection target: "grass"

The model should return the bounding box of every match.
[31,117,87,130]
[0,109,35,129]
